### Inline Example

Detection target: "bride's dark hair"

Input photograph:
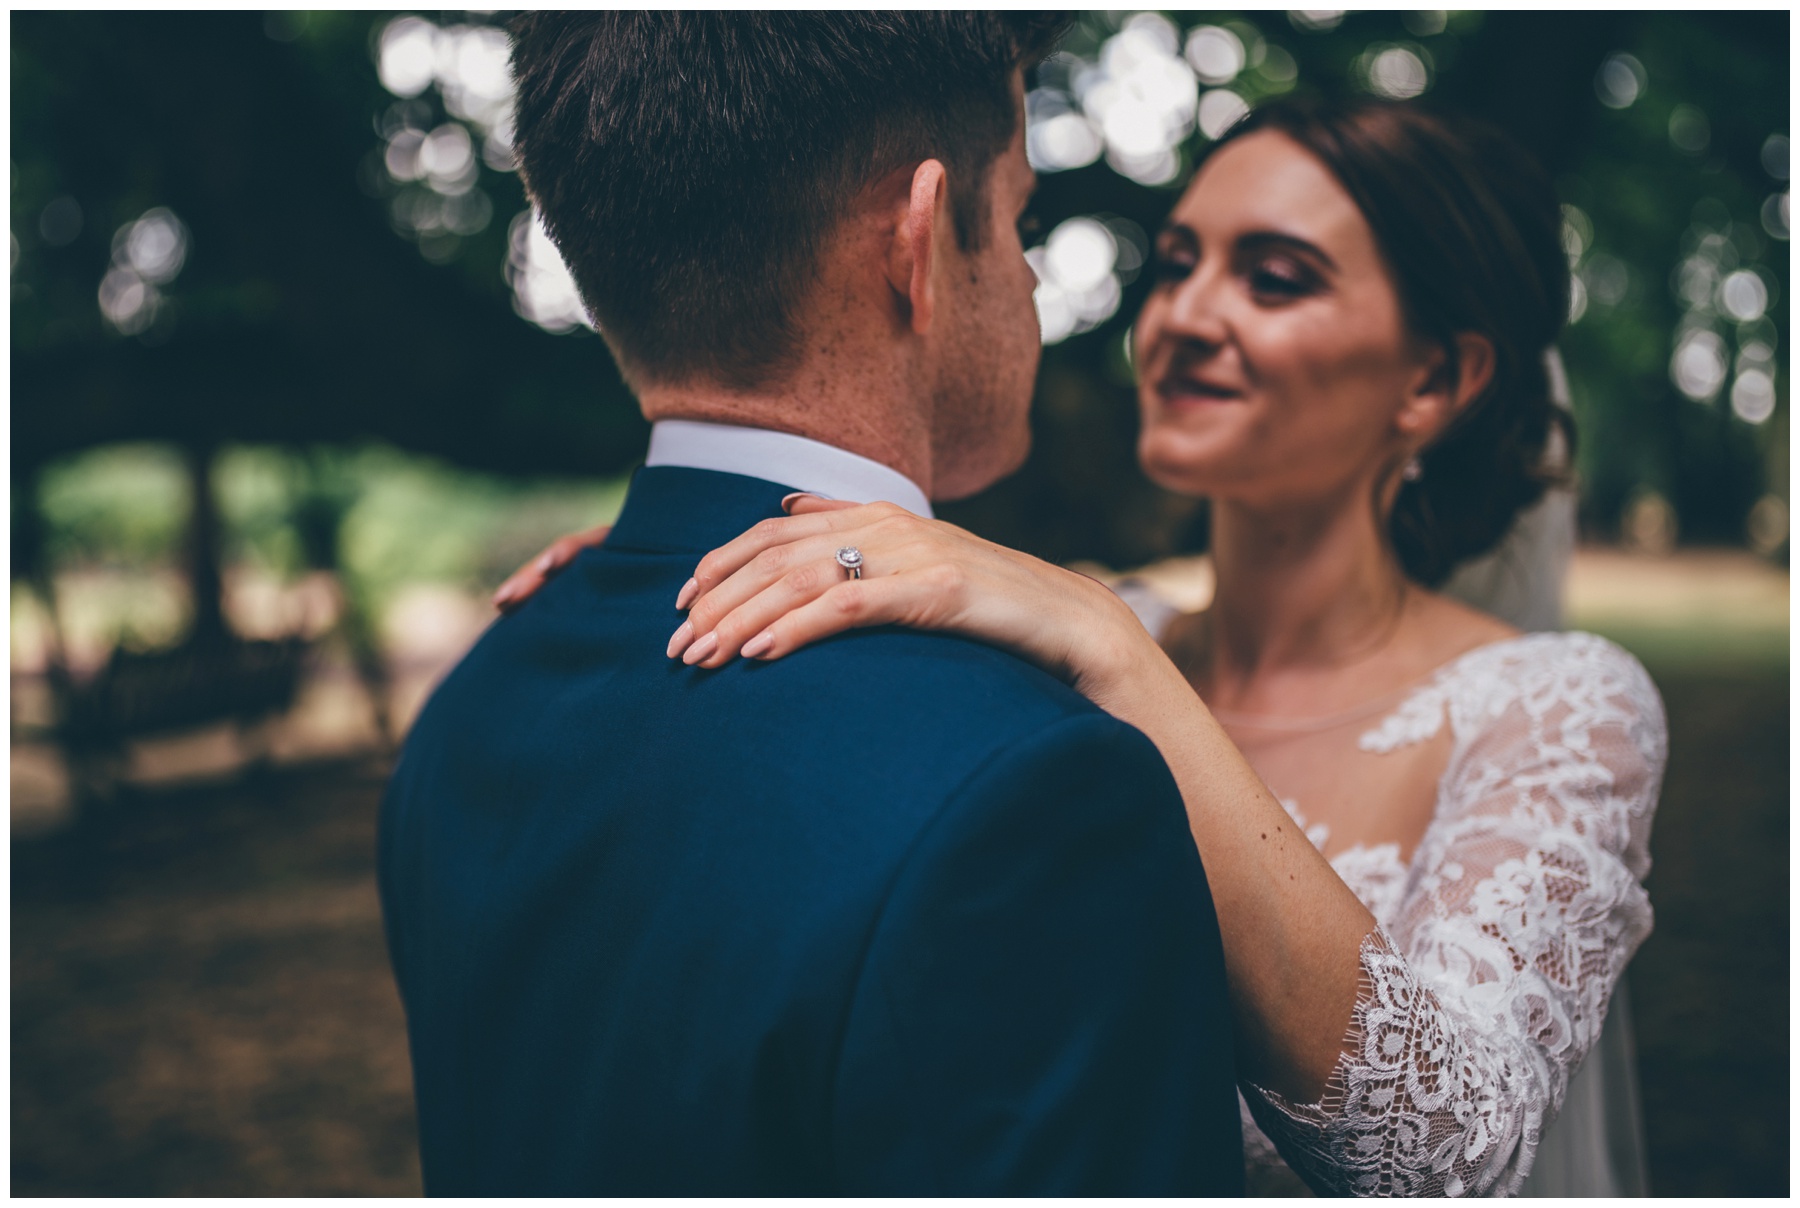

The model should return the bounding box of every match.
[1211,97,1574,587]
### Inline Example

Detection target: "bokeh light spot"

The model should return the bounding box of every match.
[97,207,189,337]
[1184,26,1245,86]
[378,17,438,99]
[1365,46,1430,99]
[1258,45,1299,85]
[1747,495,1788,555]
[1289,11,1346,33]
[1586,253,1630,307]
[1595,52,1646,109]
[99,266,155,335]
[1736,316,1779,354]
[1668,105,1710,154]
[1729,368,1777,424]
[1402,11,1448,37]
[1673,254,1720,309]
[506,209,594,335]
[1622,489,1677,555]
[1670,329,1728,401]
[118,208,188,283]
[1718,269,1769,322]
[1029,216,1128,345]
[385,128,426,182]
[38,196,82,247]
[1046,218,1118,293]
[1027,111,1104,172]
[1197,89,1251,140]
[1561,204,1592,266]
[1761,134,1789,181]
[421,123,477,193]
[1760,193,1789,241]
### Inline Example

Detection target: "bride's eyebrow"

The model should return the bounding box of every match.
[1237,230,1340,275]
[1155,221,1198,250]
[1155,224,1337,277]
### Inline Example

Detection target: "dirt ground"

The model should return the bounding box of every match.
[1628,660,1789,1196]
[11,758,421,1196]
[10,652,1789,1195]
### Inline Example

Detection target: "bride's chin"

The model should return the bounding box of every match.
[1137,431,1233,497]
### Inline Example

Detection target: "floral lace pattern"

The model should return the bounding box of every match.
[1239,632,1665,1197]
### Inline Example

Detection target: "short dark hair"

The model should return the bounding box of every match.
[1213,98,1574,586]
[509,13,1067,389]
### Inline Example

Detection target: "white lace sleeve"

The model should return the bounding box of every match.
[1242,635,1667,1197]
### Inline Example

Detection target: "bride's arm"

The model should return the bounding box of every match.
[671,498,1377,1105]
[1243,638,1664,1196]
[515,500,1667,1195]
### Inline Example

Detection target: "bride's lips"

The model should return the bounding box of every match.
[1154,374,1245,407]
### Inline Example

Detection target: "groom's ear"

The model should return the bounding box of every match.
[886,159,947,336]
[1399,331,1496,440]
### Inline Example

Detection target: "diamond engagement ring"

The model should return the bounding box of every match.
[835,546,864,580]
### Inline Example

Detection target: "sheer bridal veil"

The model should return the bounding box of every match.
[1440,347,1578,634]
[1444,348,1652,1197]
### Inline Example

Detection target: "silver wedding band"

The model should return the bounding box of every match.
[835,546,864,580]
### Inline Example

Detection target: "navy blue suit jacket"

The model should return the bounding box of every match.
[379,466,1243,1195]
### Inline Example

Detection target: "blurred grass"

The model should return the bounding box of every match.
[1564,546,1789,672]
[1567,620,1788,670]
[27,442,631,665]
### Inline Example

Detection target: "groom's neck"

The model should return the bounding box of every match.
[638,372,934,498]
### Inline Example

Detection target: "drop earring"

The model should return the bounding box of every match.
[1402,455,1423,482]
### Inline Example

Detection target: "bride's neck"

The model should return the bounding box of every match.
[1200,493,1409,698]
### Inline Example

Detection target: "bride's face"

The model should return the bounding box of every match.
[1134,130,1432,506]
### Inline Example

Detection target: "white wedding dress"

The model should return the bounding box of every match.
[1118,485,1667,1197]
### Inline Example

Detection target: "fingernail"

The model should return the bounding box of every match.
[492,582,518,607]
[780,492,816,514]
[682,631,719,665]
[741,631,774,659]
[675,577,699,611]
[535,552,557,573]
[665,620,694,659]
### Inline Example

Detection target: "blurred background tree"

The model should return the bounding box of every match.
[10,9,1789,645]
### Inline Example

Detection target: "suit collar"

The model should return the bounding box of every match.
[605,465,798,555]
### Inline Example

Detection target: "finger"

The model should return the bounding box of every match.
[782,493,862,516]
[493,561,551,611]
[681,546,869,666]
[548,524,613,562]
[734,574,929,663]
[684,502,898,606]
[493,525,612,611]
[671,531,852,660]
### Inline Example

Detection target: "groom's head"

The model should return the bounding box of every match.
[510,13,1065,498]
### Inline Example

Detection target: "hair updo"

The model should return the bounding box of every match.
[1211,97,1574,587]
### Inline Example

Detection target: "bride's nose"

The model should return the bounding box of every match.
[1161,261,1232,348]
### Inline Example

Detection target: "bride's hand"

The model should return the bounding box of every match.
[666,496,1154,699]
[491,524,612,612]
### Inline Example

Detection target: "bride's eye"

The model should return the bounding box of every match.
[1151,247,1197,284]
[1246,256,1317,301]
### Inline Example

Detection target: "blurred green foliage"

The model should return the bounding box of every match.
[33,442,626,616]
[37,445,190,571]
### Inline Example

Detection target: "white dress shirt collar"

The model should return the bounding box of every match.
[644,419,934,518]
